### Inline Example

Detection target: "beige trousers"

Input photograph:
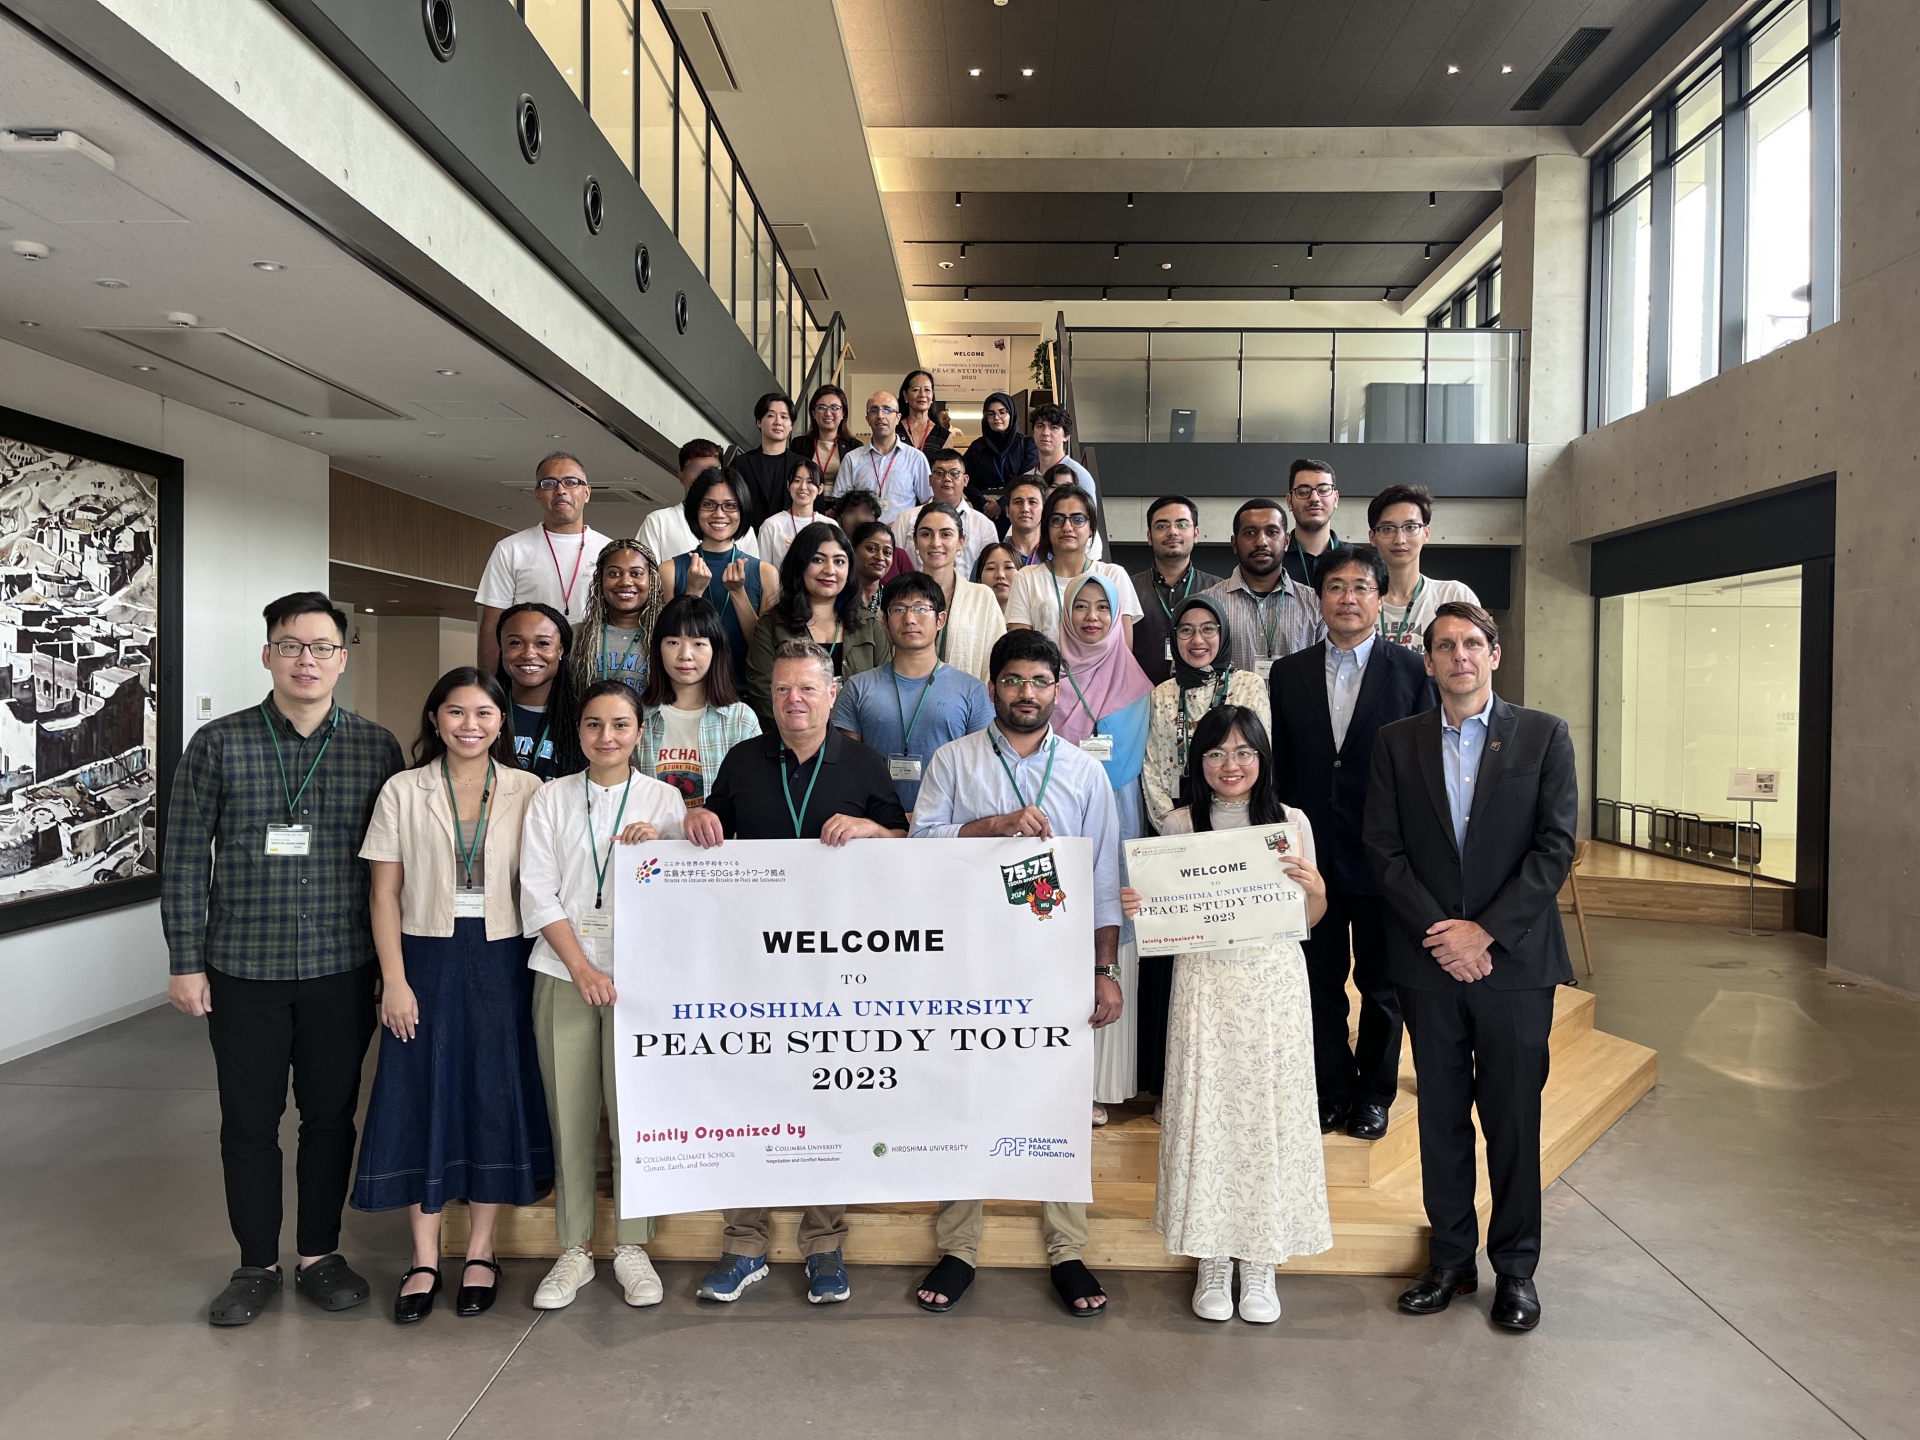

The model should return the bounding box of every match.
[721,1207,849,1259]
[934,1200,1088,1265]
[532,971,656,1250]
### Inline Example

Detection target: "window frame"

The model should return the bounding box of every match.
[1427,258,1503,330]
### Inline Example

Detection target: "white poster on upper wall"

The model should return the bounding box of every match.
[922,335,1014,398]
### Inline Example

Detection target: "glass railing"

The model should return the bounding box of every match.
[1065,328,1522,444]
[511,0,833,397]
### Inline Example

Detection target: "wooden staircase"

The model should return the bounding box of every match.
[452,986,1656,1274]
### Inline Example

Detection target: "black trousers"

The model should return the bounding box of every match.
[1397,981,1557,1279]
[1300,886,1401,1108]
[1134,954,1175,1099]
[205,964,377,1268]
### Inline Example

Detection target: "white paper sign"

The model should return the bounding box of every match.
[1124,823,1310,957]
[612,837,1095,1217]
[1727,768,1782,802]
[922,334,1014,397]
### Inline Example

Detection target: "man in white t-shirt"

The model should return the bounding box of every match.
[476,452,614,674]
[1367,482,1479,652]
[637,438,763,569]
[834,392,930,518]
[892,450,993,578]
[1030,403,1097,504]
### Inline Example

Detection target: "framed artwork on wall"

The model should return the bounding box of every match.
[0,405,182,936]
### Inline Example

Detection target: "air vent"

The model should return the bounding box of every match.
[100,327,403,419]
[793,267,831,310]
[1511,27,1611,112]
[668,10,738,92]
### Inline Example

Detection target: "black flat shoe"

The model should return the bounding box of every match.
[295,1253,371,1311]
[393,1266,442,1325]
[1345,1102,1391,1140]
[1490,1275,1541,1331]
[1397,1264,1478,1315]
[456,1258,502,1317]
[1319,1100,1352,1134]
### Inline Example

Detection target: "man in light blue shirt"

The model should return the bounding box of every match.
[1326,629,1374,750]
[1440,691,1494,855]
[834,391,931,518]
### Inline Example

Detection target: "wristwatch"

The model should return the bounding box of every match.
[1093,964,1122,983]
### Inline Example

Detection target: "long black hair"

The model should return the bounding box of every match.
[493,602,584,775]
[412,667,519,769]
[1037,483,1099,564]
[1185,704,1287,832]
[772,520,861,631]
[639,594,741,709]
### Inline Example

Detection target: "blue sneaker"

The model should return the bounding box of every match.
[697,1253,768,1302]
[806,1249,851,1304]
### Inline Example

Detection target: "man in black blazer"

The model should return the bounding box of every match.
[1269,544,1435,1142]
[1363,601,1576,1333]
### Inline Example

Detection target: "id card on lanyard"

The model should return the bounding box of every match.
[261,704,333,856]
[580,772,633,937]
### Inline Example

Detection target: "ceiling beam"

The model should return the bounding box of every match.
[870,126,1580,194]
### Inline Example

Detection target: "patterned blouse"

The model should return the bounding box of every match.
[1141,668,1272,833]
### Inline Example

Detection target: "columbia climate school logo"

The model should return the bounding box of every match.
[635,858,662,884]
[1001,851,1065,919]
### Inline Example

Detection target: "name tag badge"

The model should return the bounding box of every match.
[264,824,310,856]
[1080,735,1114,760]
[889,755,923,782]
[1164,638,1174,663]
[1255,658,1275,681]
[453,889,487,919]
[578,909,613,939]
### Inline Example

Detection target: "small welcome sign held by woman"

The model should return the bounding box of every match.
[1125,823,1310,956]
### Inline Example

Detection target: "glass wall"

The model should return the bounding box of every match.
[1595,566,1801,880]
[1427,259,1502,329]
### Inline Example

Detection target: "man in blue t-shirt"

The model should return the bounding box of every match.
[831,571,993,814]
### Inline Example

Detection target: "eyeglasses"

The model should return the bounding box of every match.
[535,476,590,492]
[1150,518,1196,533]
[814,402,844,414]
[1201,746,1260,766]
[271,640,341,660]
[1290,483,1336,500]
[1321,581,1379,599]
[887,603,940,617]
[868,405,898,417]
[1174,623,1221,641]
[1048,513,1091,529]
[1371,520,1428,539]
[995,675,1058,692]
[698,500,741,515]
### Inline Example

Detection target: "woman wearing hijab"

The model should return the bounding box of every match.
[962,391,1038,531]
[1052,571,1154,1125]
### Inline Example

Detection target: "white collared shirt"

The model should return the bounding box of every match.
[1325,633,1375,750]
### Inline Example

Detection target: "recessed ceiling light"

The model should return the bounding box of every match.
[425,431,445,437]
[417,473,433,479]
[546,433,564,439]
[1160,261,1172,270]
[18,320,40,328]
[436,368,460,376]
[133,363,155,371]
[228,400,245,406]
[1021,68,1034,77]
[1501,64,1513,74]
[939,260,955,270]
[474,455,496,461]
[95,278,129,289]
[969,67,981,77]
[302,430,323,436]
[252,261,284,272]
[1446,64,1459,74]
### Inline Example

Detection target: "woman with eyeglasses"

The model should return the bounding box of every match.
[754,458,826,571]
[899,369,951,454]
[1120,704,1331,1325]
[972,541,1023,615]
[570,539,661,697]
[663,469,780,693]
[962,390,1037,529]
[910,500,1005,684]
[1004,484,1142,649]
[797,384,860,487]
[1367,483,1478,652]
[746,520,891,732]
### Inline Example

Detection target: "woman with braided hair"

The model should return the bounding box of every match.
[570,539,663,699]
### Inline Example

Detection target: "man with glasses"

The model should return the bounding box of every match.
[832,572,993,813]
[1129,494,1226,685]
[639,438,764,567]
[477,450,613,675]
[909,630,1124,1317]
[892,450,993,579]
[729,392,805,530]
[1280,459,1343,588]
[1202,498,1324,679]
[835,391,931,520]
[1268,545,1435,1141]
[163,592,404,1326]
[1368,484,1479,652]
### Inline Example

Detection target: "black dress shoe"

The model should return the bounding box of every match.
[1397,1264,1479,1315]
[1345,1102,1391,1140]
[1490,1275,1541,1331]
[393,1266,442,1325]
[1319,1100,1351,1134]
[456,1258,502,1317]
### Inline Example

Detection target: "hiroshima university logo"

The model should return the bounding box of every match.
[872,1142,888,1157]
[1001,851,1065,920]
[634,858,662,884]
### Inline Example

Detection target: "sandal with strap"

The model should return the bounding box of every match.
[457,1258,502,1317]
[915,1255,976,1314]
[1050,1259,1107,1317]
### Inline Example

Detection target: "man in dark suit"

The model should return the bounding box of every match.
[1363,601,1576,1333]
[1269,544,1435,1141]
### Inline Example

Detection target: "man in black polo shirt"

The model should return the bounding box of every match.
[685,637,906,1307]
[1129,494,1227,686]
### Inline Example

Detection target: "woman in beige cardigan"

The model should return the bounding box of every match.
[907,500,1004,685]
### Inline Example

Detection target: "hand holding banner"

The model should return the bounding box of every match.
[1124,823,1309,957]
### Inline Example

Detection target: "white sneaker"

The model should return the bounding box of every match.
[1092,1103,1109,1127]
[1237,1259,1281,1324]
[1192,1256,1234,1322]
[532,1246,596,1309]
[613,1245,663,1307]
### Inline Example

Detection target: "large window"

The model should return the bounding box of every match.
[1427,259,1502,330]
[1592,0,1837,426]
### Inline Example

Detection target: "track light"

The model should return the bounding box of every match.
[1428,191,1437,207]
[955,192,963,207]
[1306,244,1315,259]
[1167,287,1174,301]
[1126,193,1135,207]
[1423,244,1432,259]
[959,243,968,258]
[1384,287,1392,300]
[962,286,970,299]
[1101,287,1109,300]
[1112,243,1121,260]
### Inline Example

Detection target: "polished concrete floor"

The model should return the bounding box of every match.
[1,918,1913,1440]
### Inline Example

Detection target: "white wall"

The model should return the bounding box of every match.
[0,336,329,1062]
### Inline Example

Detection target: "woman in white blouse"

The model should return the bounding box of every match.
[754,458,825,571]
[909,500,1005,685]
[1004,484,1141,648]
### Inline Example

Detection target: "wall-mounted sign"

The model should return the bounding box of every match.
[1727,768,1782,801]
[921,334,1013,398]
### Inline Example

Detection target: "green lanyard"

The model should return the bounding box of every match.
[1381,576,1425,646]
[584,771,635,909]
[1156,566,1197,622]
[1255,585,1288,659]
[602,622,644,679]
[991,728,1057,811]
[1050,558,1093,628]
[1176,669,1232,766]
[781,745,828,837]
[1061,667,1103,737]
[440,758,495,889]
[260,703,335,819]
[889,662,941,752]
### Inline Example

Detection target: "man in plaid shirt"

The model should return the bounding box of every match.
[163,592,401,1326]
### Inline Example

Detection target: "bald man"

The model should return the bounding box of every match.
[833,391,930,520]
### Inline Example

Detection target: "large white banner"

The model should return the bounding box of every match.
[611,837,1095,1217]
[921,333,1014,398]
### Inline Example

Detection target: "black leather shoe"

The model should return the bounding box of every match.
[1345,1102,1391,1140]
[1319,1100,1351,1134]
[1490,1275,1541,1331]
[456,1258,501,1317]
[1397,1264,1479,1315]
[393,1266,441,1325]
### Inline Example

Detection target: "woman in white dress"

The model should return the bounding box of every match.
[910,500,1005,684]
[1122,702,1332,1325]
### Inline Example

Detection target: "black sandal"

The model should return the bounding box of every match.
[456,1258,502,1317]
[1050,1259,1107,1317]
[915,1255,975,1313]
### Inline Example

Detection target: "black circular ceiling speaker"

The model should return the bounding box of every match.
[674,290,688,334]
[583,176,604,234]
[634,244,652,293]
[516,94,541,163]
[422,0,455,61]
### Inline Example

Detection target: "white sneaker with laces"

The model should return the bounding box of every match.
[1237,1259,1281,1323]
[613,1245,663,1307]
[1192,1256,1234,1322]
[532,1246,596,1309]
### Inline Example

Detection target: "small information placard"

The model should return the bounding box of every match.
[1727,768,1782,802]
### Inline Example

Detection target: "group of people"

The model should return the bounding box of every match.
[162,390,1577,1338]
